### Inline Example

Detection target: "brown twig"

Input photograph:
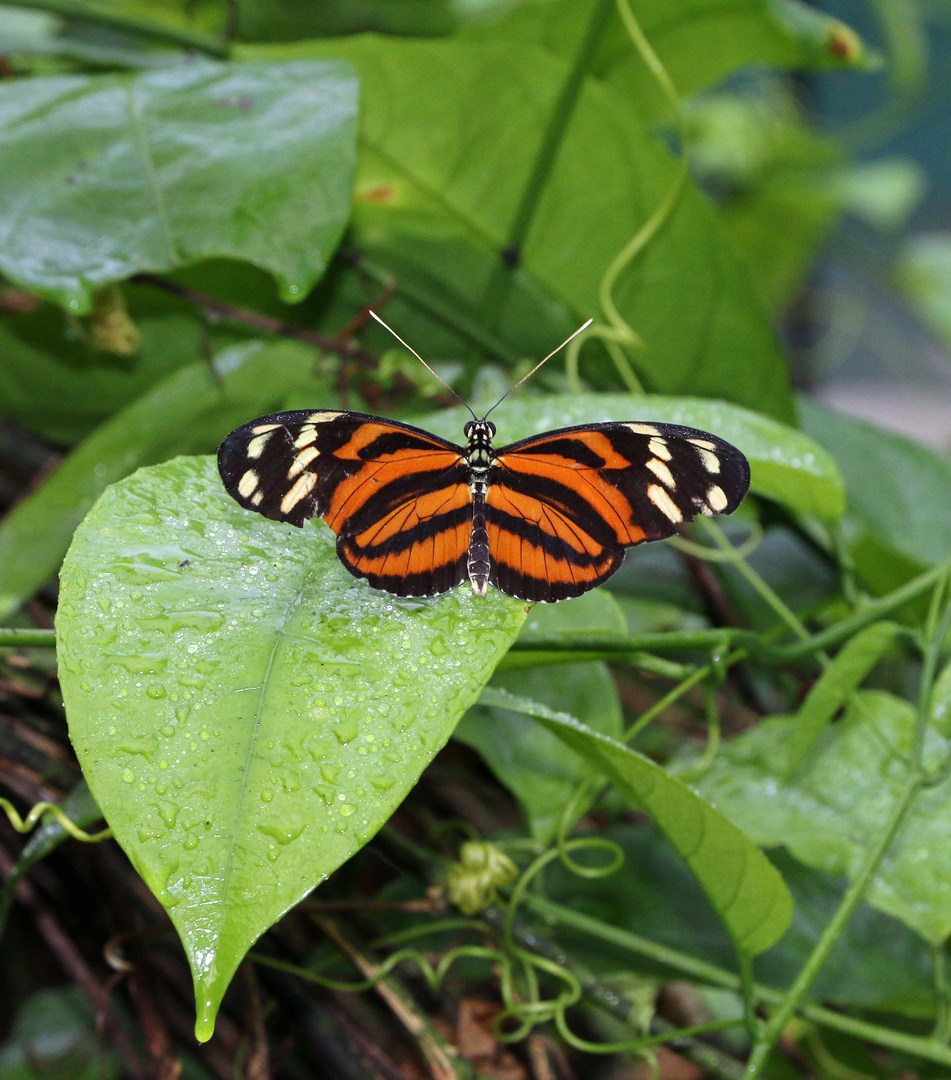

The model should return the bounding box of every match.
[131,273,380,370]
[239,962,272,1080]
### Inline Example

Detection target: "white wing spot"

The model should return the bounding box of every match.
[246,432,272,459]
[646,457,676,489]
[294,427,317,448]
[251,423,281,435]
[648,438,672,462]
[626,422,660,436]
[307,410,341,423]
[287,444,320,479]
[250,491,263,506]
[689,438,717,451]
[280,472,317,514]
[698,448,720,474]
[238,470,258,498]
[706,485,728,512]
[648,484,682,523]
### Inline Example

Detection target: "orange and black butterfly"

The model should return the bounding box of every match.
[218,320,750,603]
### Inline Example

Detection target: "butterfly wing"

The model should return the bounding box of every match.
[486,421,750,602]
[218,410,473,597]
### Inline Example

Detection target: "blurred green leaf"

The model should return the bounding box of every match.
[0,339,330,619]
[0,987,120,1080]
[899,233,951,352]
[458,662,622,841]
[0,59,357,309]
[687,689,951,945]
[425,393,844,520]
[461,0,871,122]
[58,455,525,1039]
[481,686,793,956]
[249,36,795,420]
[800,400,951,577]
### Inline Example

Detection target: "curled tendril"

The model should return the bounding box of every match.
[0,798,110,842]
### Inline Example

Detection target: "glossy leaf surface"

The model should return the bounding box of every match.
[0,59,357,309]
[57,457,525,1037]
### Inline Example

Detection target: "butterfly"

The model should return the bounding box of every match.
[218,318,751,603]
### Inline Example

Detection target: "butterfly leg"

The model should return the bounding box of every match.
[468,489,490,595]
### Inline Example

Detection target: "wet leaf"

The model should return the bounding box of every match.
[57,456,526,1037]
[0,59,357,309]
[687,690,951,945]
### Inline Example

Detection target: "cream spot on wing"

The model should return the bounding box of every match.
[648,438,672,462]
[648,484,682,523]
[646,457,676,489]
[238,470,258,498]
[307,410,341,423]
[625,422,660,436]
[246,432,272,459]
[698,448,721,474]
[251,423,281,435]
[689,438,717,451]
[706,484,728,512]
[287,444,320,479]
[280,472,317,514]
[250,491,263,506]
[294,427,317,448]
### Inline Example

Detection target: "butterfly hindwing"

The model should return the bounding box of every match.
[218,410,473,597]
[485,421,750,602]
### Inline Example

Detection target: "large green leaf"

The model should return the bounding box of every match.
[686,690,951,945]
[424,393,845,520]
[0,59,357,310]
[57,456,525,1038]
[800,400,951,578]
[479,687,793,956]
[461,0,870,120]
[0,339,332,620]
[248,36,795,421]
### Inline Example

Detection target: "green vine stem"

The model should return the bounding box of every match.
[742,591,951,1077]
[524,894,951,1068]
[0,628,56,648]
[10,0,230,57]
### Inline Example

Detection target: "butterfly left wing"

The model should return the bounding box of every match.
[486,421,750,602]
[218,410,473,597]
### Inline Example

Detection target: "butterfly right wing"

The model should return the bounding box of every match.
[218,410,474,597]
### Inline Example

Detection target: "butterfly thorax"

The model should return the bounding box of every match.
[463,419,496,484]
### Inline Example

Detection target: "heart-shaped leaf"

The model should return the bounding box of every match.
[57,456,526,1038]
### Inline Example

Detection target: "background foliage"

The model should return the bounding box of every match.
[3,1,951,1078]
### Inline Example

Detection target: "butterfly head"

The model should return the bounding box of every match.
[464,418,496,472]
[464,419,496,441]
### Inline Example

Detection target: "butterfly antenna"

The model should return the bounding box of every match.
[369,310,476,419]
[484,318,593,419]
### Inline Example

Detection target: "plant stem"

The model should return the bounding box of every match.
[480,0,615,324]
[0,628,56,648]
[12,0,229,57]
[524,895,951,1067]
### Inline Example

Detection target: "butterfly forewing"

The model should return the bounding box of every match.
[484,421,750,602]
[218,410,474,597]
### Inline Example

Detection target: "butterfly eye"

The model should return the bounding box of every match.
[464,420,475,438]
[486,421,496,438]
